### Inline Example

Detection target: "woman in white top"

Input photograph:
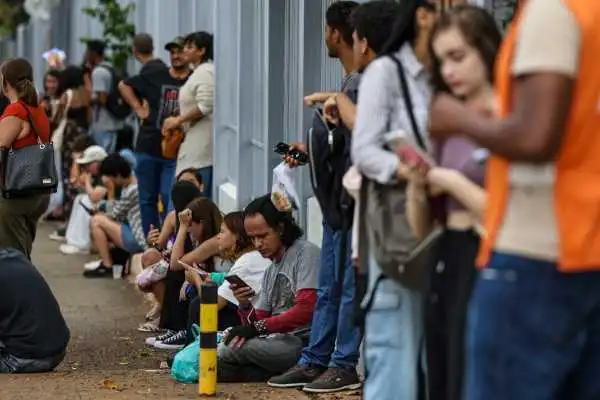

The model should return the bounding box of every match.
[163,31,215,199]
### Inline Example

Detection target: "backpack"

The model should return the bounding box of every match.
[97,64,131,120]
[306,87,359,232]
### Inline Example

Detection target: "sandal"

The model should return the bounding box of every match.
[145,304,161,321]
[138,320,162,333]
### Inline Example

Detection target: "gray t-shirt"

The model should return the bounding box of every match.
[90,63,121,133]
[255,239,320,316]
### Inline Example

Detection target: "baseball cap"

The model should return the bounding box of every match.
[75,145,108,165]
[165,36,185,51]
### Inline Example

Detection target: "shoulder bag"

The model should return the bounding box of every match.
[359,55,442,291]
[0,104,58,198]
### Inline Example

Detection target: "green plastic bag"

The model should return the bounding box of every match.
[171,324,200,384]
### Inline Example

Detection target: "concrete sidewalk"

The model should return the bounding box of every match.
[0,223,338,399]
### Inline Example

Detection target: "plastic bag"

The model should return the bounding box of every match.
[171,324,200,383]
[171,325,225,384]
[271,162,301,212]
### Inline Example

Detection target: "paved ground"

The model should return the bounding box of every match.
[0,224,361,400]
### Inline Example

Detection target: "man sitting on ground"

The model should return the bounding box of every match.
[58,144,109,254]
[84,153,146,277]
[217,194,321,382]
[0,249,70,373]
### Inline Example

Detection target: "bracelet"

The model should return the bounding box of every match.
[253,320,268,335]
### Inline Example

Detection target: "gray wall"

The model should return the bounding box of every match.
[0,0,494,240]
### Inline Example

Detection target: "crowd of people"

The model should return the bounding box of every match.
[1,0,600,399]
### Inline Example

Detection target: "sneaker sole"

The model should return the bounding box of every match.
[267,381,310,389]
[49,235,66,242]
[153,342,185,350]
[302,382,362,394]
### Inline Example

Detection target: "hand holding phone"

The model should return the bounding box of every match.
[225,274,250,288]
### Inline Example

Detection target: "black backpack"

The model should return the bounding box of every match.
[306,88,358,232]
[97,64,131,120]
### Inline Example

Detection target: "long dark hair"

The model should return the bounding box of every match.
[186,197,222,243]
[381,0,419,55]
[429,5,502,94]
[244,194,303,248]
[223,211,254,260]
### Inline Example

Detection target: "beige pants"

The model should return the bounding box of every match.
[0,194,50,259]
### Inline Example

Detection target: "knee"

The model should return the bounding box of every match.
[90,214,105,229]
[142,248,161,268]
[217,342,235,362]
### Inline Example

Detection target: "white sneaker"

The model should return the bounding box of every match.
[49,231,66,242]
[84,259,102,271]
[60,244,90,255]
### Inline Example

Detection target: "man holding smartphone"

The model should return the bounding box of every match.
[272,1,363,394]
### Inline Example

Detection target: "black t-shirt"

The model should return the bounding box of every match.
[124,59,189,157]
[0,95,9,115]
[0,250,70,359]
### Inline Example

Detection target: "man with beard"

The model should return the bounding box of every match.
[118,34,191,236]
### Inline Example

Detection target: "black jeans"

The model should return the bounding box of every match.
[426,229,479,400]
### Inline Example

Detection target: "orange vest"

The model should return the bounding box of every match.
[477,1,600,271]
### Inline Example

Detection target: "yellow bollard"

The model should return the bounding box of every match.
[199,282,218,396]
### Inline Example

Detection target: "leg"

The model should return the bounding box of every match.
[298,222,339,368]
[91,131,115,154]
[219,335,303,378]
[90,214,125,266]
[0,196,47,259]
[197,166,213,200]
[330,229,361,369]
[364,257,424,400]
[159,158,177,220]
[464,253,584,400]
[135,153,161,235]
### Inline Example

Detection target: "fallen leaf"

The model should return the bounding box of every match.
[102,378,122,391]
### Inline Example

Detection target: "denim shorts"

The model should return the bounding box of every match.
[120,223,143,254]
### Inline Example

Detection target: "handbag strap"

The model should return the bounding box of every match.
[388,55,426,150]
[20,102,44,144]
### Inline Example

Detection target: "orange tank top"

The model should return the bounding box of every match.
[477,1,600,272]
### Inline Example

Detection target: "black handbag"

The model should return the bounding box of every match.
[0,104,58,199]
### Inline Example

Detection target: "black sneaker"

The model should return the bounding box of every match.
[302,367,362,393]
[146,330,175,346]
[154,330,187,350]
[82,263,112,278]
[267,364,326,388]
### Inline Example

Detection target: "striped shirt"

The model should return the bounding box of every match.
[105,182,146,250]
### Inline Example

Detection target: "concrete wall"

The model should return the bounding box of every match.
[2,0,499,247]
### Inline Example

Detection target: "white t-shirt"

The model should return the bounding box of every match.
[218,251,271,306]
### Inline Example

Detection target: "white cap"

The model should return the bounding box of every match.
[75,145,108,165]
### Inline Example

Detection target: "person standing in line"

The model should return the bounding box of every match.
[350,1,439,399]
[85,40,122,153]
[118,34,191,235]
[0,58,53,259]
[162,31,214,199]
[429,0,600,398]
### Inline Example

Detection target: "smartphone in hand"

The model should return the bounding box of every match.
[179,260,209,278]
[224,274,250,288]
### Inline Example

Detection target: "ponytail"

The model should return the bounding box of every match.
[15,79,39,107]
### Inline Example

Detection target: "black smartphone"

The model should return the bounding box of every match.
[224,274,250,288]
[79,200,97,216]
[273,142,309,165]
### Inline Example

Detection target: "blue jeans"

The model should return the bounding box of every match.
[465,252,600,400]
[363,256,424,400]
[135,153,176,235]
[298,222,361,369]
[197,166,213,200]
[91,131,117,154]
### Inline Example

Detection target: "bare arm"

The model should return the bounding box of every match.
[0,117,24,147]
[406,180,433,240]
[428,168,486,218]
[156,211,176,248]
[118,81,144,112]
[335,93,356,130]
[173,236,220,271]
[169,224,189,271]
